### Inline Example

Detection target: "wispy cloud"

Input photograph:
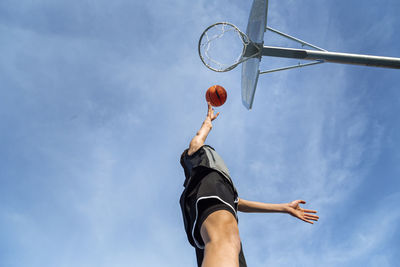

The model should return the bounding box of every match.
[0,0,399,267]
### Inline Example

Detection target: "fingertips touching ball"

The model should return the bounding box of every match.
[205,85,227,107]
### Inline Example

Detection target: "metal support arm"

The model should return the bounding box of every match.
[262,46,400,69]
[266,27,326,51]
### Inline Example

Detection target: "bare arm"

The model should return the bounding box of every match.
[237,198,289,213]
[187,102,219,156]
[238,198,319,224]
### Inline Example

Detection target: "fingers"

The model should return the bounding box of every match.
[302,206,319,222]
[304,213,319,221]
[302,218,314,224]
[303,209,317,214]
[207,102,219,121]
[296,200,318,214]
[301,214,319,225]
[207,102,213,116]
[290,200,306,207]
[292,208,319,224]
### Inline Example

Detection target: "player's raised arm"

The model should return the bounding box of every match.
[237,198,319,224]
[187,102,219,156]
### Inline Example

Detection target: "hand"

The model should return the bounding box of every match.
[287,200,319,224]
[206,102,219,122]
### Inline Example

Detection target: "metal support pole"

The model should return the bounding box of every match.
[266,27,327,51]
[259,61,324,74]
[262,46,400,69]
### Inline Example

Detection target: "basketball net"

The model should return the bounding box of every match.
[198,22,261,72]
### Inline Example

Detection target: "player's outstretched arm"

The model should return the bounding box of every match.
[237,198,319,224]
[187,102,219,156]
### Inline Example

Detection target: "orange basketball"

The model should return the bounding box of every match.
[205,85,227,107]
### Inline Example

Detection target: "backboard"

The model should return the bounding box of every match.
[241,0,268,109]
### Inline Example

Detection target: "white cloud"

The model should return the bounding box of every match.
[1,1,399,267]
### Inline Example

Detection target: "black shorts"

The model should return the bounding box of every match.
[180,170,247,266]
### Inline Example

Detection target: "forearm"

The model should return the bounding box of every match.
[237,198,289,213]
[188,118,212,155]
[196,118,213,143]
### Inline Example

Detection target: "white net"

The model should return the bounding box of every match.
[199,22,257,72]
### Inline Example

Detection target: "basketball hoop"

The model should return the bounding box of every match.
[198,22,261,72]
[199,0,400,110]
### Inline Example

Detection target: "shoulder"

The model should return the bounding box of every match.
[180,146,201,165]
[180,148,189,165]
[187,144,214,157]
[203,144,214,150]
[202,145,220,156]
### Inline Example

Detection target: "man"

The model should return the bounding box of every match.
[180,103,319,267]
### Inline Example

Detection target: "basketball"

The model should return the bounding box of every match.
[205,85,227,107]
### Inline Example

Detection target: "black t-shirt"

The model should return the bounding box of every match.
[180,145,237,193]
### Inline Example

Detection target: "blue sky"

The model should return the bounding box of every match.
[1,0,400,266]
